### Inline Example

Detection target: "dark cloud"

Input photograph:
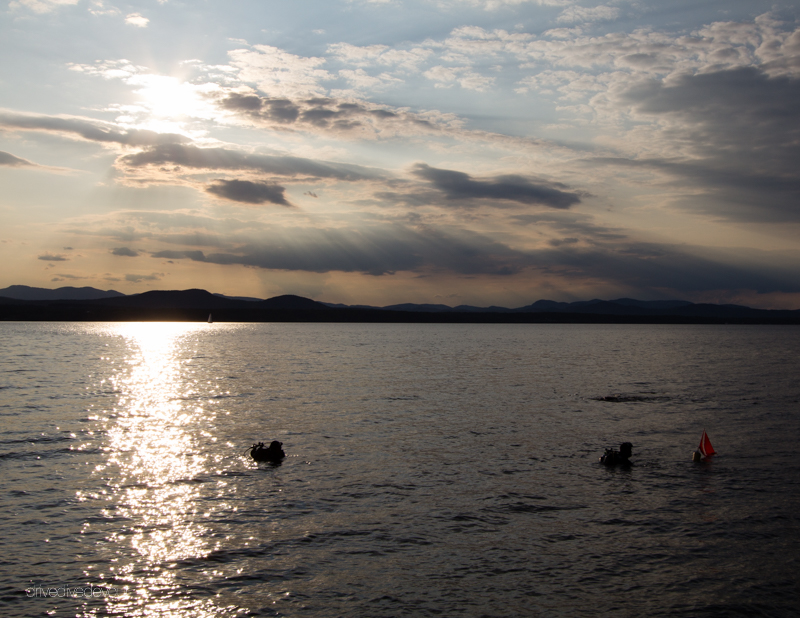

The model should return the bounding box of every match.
[617,66,800,220]
[0,151,34,167]
[206,179,292,206]
[530,243,800,295]
[221,93,266,112]
[508,214,795,293]
[218,93,433,134]
[37,253,67,261]
[0,110,190,147]
[152,224,526,276]
[119,143,384,181]
[511,212,797,293]
[411,163,582,209]
[145,222,800,295]
[221,93,300,123]
[591,156,800,222]
[549,237,579,247]
[624,68,800,154]
[152,250,208,261]
[110,247,139,257]
[90,206,800,295]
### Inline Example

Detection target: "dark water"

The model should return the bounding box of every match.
[1,322,798,617]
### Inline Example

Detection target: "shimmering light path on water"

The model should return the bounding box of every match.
[1,323,799,617]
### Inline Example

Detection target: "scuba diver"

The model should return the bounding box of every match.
[600,442,633,466]
[249,440,286,463]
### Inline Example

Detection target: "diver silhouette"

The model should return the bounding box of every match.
[600,442,633,466]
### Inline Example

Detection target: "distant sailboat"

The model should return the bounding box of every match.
[692,429,716,461]
[208,313,213,323]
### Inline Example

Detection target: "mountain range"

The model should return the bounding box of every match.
[1,285,798,323]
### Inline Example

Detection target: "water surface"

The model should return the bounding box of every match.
[1,323,798,616]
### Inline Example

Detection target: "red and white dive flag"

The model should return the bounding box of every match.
[698,429,716,458]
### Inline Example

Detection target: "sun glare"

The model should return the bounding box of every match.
[129,74,219,124]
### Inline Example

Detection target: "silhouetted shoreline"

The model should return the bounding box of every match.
[1,288,799,324]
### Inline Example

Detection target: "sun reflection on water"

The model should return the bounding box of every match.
[84,323,237,616]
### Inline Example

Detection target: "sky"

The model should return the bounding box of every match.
[1,0,799,308]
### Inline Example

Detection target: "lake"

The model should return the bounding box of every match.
[1,322,798,617]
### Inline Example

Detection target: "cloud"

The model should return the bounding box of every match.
[556,5,619,25]
[151,250,208,261]
[206,179,292,206]
[442,0,573,10]
[0,110,190,147]
[511,212,627,241]
[411,163,582,208]
[138,220,800,296]
[527,243,800,296]
[75,207,800,297]
[88,1,120,17]
[217,91,443,137]
[0,151,34,167]
[9,0,78,14]
[125,13,149,27]
[125,273,162,282]
[593,65,800,221]
[220,92,300,123]
[338,68,403,90]
[60,44,462,143]
[423,65,496,91]
[590,156,800,222]
[110,247,139,257]
[150,223,527,276]
[67,61,223,125]
[548,237,578,247]
[621,67,800,165]
[38,253,68,261]
[327,42,432,71]
[499,15,800,223]
[118,143,385,181]
[228,45,331,98]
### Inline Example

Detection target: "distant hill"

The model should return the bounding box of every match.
[376,297,781,318]
[335,298,704,315]
[0,286,797,323]
[515,298,696,315]
[0,285,124,301]
[89,290,329,311]
[334,297,800,321]
[383,302,459,313]
[93,289,244,309]
[258,294,330,310]
[213,293,263,302]
[0,288,332,322]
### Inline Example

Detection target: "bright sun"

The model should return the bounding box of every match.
[128,74,219,130]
